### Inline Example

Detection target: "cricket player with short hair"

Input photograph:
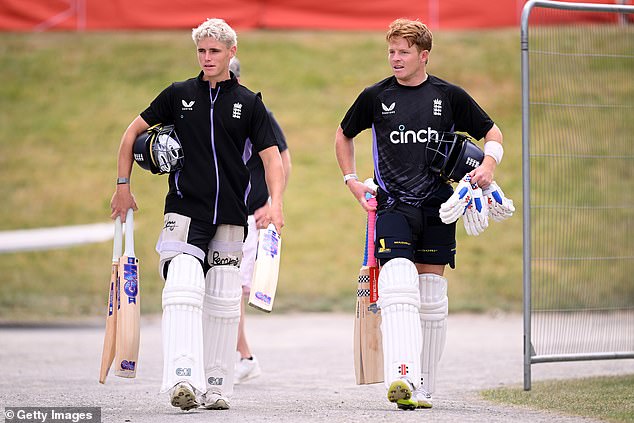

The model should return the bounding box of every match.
[335,18,510,409]
[110,18,285,411]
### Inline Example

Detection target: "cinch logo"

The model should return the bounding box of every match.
[433,98,442,116]
[232,102,242,119]
[381,102,396,115]
[465,157,481,168]
[181,99,195,111]
[389,125,438,144]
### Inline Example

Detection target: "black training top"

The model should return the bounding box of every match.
[245,110,288,215]
[341,74,494,207]
[140,71,278,226]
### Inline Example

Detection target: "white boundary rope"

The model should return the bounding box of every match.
[0,223,114,253]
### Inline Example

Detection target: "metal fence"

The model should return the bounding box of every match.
[521,0,634,391]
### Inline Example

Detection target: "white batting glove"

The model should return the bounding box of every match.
[439,175,473,224]
[463,183,489,236]
[483,181,515,222]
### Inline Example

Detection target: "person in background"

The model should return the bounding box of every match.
[230,57,292,384]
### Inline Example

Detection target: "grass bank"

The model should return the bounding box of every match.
[0,29,522,319]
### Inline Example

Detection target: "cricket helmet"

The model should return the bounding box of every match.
[425,131,484,183]
[133,124,184,174]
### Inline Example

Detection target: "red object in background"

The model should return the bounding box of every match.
[1,0,630,32]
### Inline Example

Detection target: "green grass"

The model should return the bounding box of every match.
[0,28,521,319]
[481,375,634,423]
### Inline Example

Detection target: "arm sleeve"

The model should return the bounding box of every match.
[448,85,494,141]
[139,84,175,127]
[249,95,278,153]
[340,87,375,139]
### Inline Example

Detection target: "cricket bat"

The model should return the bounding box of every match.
[353,193,384,385]
[248,223,282,313]
[114,208,140,378]
[98,216,123,384]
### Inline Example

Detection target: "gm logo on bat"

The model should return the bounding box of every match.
[262,231,279,259]
[255,291,272,305]
[120,360,136,371]
[123,264,138,304]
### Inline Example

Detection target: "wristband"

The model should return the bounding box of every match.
[116,177,130,185]
[484,141,504,164]
[343,173,359,185]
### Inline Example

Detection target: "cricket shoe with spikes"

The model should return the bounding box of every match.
[169,382,199,411]
[387,378,418,410]
[200,389,230,410]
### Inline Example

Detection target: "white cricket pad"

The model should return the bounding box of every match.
[418,273,448,394]
[160,254,206,393]
[377,258,422,389]
[203,265,242,397]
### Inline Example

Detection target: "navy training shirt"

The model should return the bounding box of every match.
[341,74,494,207]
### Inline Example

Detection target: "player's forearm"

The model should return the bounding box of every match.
[335,126,357,177]
[260,146,285,228]
[483,124,504,166]
[484,124,503,145]
[116,117,149,182]
[111,117,147,220]
[469,124,503,189]
[280,149,292,190]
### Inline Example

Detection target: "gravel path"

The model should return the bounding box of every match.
[1,312,632,422]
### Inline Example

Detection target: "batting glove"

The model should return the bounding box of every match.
[463,183,489,236]
[483,181,515,222]
[439,175,473,224]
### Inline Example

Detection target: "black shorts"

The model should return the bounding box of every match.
[375,184,457,269]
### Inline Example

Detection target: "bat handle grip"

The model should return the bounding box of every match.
[113,216,123,261]
[123,208,135,256]
[366,197,377,268]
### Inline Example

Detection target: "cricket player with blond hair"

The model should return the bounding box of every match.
[111,18,285,411]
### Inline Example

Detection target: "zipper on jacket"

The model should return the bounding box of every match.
[209,86,221,224]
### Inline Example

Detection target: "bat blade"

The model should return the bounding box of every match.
[248,224,281,313]
[114,209,140,378]
[99,217,122,384]
[354,266,370,384]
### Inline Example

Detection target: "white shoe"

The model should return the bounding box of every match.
[412,385,433,409]
[169,382,199,411]
[235,355,261,384]
[200,389,230,410]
